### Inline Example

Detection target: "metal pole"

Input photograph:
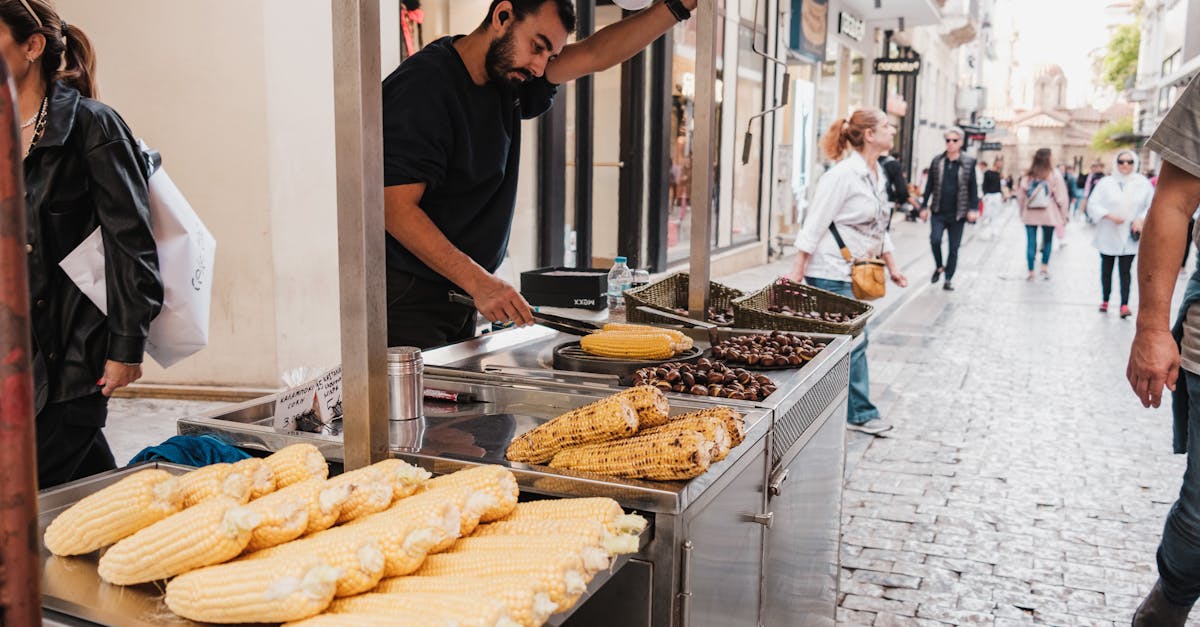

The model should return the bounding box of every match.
[688,0,719,318]
[574,2,595,267]
[332,0,389,469]
[0,57,43,625]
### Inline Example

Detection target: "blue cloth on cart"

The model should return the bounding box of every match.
[129,434,251,466]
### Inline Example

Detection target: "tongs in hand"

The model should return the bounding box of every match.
[448,292,602,337]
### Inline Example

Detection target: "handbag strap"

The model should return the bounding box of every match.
[827,224,853,263]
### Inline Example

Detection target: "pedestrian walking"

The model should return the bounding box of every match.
[1064,164,1083,216]
[919,128,979,291]
[1125,72,1200,627]
[790,108,908,436]
[1017,148,1070,280]
[982,160,1005,217]
[1,0,164,488]
[1087,149,1152,318]
[1079,161,1106,217]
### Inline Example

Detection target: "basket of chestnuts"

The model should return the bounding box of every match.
[624,272,743,327]
[732,278,872,337]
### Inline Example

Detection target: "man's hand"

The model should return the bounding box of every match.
[98,361,142,397]
[466,274,534,327]
[919,209,929,221]
[1128,328,1179,408]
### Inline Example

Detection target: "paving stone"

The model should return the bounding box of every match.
[842,594,919,616]
[853,569,923,590]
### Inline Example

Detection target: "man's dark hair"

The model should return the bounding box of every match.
[481,0,577,34]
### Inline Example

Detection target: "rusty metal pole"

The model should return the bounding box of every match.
[0,57,43,625]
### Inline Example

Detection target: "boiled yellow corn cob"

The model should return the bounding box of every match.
[44,468,183,556]
[615,385,671,428]
[327,592,518,627]
[285,614,456,627]
[668,406,746,447]
[602,323,693,351]
[243,489,310,552]
[164,556,340,623]
[373,575,556,627]
[580,331,675,359]
[503,498,647,535]
[232,457,276,500]
[505,396,639,464]
[364,458,432,499]
[265,443,329,488]
[97,496,261,585]
[177,463,253,507]
[641,415,731,463]
[413,547,591,612]
[327,467,395,524]
[550,428,712,481]
[247,534,386,597]
[445,534,610,574]
[470,517,640,556]
[424,465,518,522]
[351,485,488,552]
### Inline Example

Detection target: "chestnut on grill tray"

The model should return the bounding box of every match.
[709,330,825,368]
[671,306,735,326]
[630,358,777,401]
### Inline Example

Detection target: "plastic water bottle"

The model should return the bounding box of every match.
[607,256,633,316]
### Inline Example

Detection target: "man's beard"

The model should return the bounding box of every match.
[485,30,532,87]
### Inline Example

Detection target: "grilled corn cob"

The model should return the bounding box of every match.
[97,497,261,585]
[505,396,639,464]
[668,406,746,447]
[327,592,517,627]
[580,331,674,359]
[503,498,647,535]
[550,429,712,481]
[178,463,253,507]
[373,575,556,627]
[327,468,395,524]
[445,534,610,573]
[44,469,183,556]
[265,443,329,487]
[244,490,310,552]
[424,465,518,522]
[232,457,276,500]
[470,518,640,556]
[413,547,591,611]
[602,323,693,351]
[641,416,731,462]
[615,385,671,428]
[165,556,340,623]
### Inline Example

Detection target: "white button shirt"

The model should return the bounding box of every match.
[794,150,894,282]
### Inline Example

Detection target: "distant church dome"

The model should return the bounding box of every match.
[1034,64,1066,79]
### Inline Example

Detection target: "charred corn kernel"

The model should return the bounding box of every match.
[374,575,556,627]
[44,469,183,556]
[244,490,310,552]
[327,468,395,524]
[178,463,253,507]
[641,415,731,463]
[424,465,518,522]
[265,444,329,488]
[615,385,671,429]
[97,497,261,585]
[327,592,515,627]
[446,535,611,573]
[470,518,639,556]
[504,498,646,535]
[602,323,693,351]
[284,614,457,627]
[164,556,339,623]
[580,331,675,359]
[232,457,276,500]
[668,406,746,447]
[505,396,639,464]
[414,547,591,612]
[550,428,713,481]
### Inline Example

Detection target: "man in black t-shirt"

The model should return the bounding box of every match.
[382,0,699,348]
[919,129,979,291]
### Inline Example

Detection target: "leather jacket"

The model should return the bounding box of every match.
[24,82,162,416]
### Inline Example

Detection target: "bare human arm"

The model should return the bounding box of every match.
[384,184,534,326]
[544,0,697,85]
[882,252,907,287]
[1127,161,1200,407]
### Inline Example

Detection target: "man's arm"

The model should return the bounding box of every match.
[1128,161,1200,407]
[545,0,697,85]
[385,184,534,326]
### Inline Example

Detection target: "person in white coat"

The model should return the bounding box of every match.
[1087,149,1154,318]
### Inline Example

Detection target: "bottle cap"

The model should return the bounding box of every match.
[614,256,627,263]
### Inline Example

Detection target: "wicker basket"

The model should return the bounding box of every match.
[732,281,873,336]
[624,272,744,326]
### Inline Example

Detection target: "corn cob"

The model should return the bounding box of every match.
[327,467,396,524]
[97,497,261,585]
[242,531,386,597]
[615,385,671,428]
[44,469,183,556]
[470,518,640,556]
[273,478,353,536]
[580,331,674,359]
[641,415,731,463]
[265,443,329,488]
[177,463,253,507]
[327,592,517,627]
[284,615,456,627]
[351,486,488,552]
[373,575,556,627]
[244,489,310,552]
[413,547,591,612]
[505,396,639,464]
[503,498,647,535]
[550,429,713,481]
[668,406,746,447]
[232,457,276,500]
[424,465,518,522]
[164,556,340,623]
[602,323,693,351]
[445,535,610,573]
[364,458,432,500]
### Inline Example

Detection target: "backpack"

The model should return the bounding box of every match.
[1026,179,1051,209]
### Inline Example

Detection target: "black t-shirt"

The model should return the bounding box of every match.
[382,36,557,286]
[938,159,962,217]
[982,170,1002,194]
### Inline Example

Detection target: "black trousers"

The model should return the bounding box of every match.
[37,393,116,489]
[1100,253,1135,306]
[930,214,966,280]
[386,270,478,349]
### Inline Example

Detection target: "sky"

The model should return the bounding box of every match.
[990,0,1134,108]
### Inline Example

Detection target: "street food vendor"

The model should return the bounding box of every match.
[383,0,698,349]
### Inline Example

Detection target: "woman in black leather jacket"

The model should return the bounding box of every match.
[2,0,162,487]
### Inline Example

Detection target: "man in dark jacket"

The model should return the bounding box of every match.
[920,129,979,291]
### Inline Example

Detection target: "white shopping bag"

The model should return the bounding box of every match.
[58,155,216,368]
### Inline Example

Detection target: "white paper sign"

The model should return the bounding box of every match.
[314,366,343,424]
[274,382,318,432]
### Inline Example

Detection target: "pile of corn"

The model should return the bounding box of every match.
[579,323,693,360]
[506,386,746,481]
[43,444,646,625]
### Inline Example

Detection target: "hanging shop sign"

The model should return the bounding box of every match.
[979,142,1003,151]
[838,11,864,41]
[872,56,921,75]
[789,0,828,63]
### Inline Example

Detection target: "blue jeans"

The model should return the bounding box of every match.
[1159,371,1200,606]
[805,277,880,425]
[1025,225,1055,271]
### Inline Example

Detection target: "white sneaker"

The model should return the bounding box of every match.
[847,419,894,436]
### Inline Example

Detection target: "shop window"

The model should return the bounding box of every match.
[731,21,766,246]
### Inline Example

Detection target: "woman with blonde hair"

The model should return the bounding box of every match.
[789,108,908,435]
[1018,148,1070,280]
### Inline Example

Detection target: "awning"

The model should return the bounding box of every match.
[838,0,943,29]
